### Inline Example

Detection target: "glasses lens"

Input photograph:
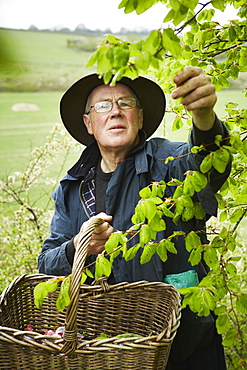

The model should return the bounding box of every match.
[94,101,112,113]
[93,98,137,113]
[118,98,137,109]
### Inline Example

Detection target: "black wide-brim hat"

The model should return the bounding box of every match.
[60,73,166,146]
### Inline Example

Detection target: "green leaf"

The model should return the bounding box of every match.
[183,176,195,197]
[85,268,94,279]
[219,210,227,222]
[216,313,231,334]
[162,28,181,55]
[229,207,243,223]
[172,116,183,131]
[212,148,231,173]
[96,254,112,278]
[236,293,247,314]
[200,153,214,173]
[34,278,60,309]
[164,8,175,23]
[157,240,168,262]
[222,330,236,347]
[96,332,109,339]
[118,0,135,13]
[165,240,177,254]
[155,182,167,197]
[160,203,175,218]
[56,276,71,312]
[96,46,113,73]
[214,305,227,315]
[181,195,194,208]
[143,30,162,54]
[34,282,49,309]
[188,248,202,265]
[140,224,152,245]
[203,247,218,269]
[173,185,184,199]
[132,200,146,224]
[173,4,188,26]
[135,0,159,14]
[185,231,201,252]
[143,199,157,220]
[182,0,198,10]
[140,243,157,264]
[139,186,152,198]
[219,225,228,239]
[124,244,141,261]
[149,213,166,232]
[86,50,98,68]
[113,47,129,68]
[182,206,195,222]
[104,232,122,254]
[95,256,103,280]
[192,171,208,191]
[80,272,87,284]
[170,0,180,11]
[211,0,225,11]
[45,278,59,293]
[203,289,216,312]
[225,262,237,276]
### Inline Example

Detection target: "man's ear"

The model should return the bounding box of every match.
[83,114,93,135]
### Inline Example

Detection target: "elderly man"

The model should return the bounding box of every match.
[38,67,229,369]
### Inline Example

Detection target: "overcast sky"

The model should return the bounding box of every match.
[0,0,239,33]
[0,0,166,32]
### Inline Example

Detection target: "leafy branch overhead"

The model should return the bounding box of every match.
[87,0,247,93]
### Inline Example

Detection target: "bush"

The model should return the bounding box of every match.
[0,123,79,292]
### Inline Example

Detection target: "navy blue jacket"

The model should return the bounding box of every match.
[38,123,229,367]
[39,123,230,282]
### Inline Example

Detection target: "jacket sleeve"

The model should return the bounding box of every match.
[38,184,74,276]
[190,117,231,216]
[166,117,231,217]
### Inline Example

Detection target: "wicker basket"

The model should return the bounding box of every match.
[0,217,181,370]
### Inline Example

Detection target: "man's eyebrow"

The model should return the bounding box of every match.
[95,95,134,101]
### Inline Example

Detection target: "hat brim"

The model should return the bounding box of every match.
[60,74,166,146]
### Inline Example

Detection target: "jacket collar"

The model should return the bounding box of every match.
[68,130,147,178]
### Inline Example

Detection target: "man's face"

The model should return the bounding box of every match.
[83,83,143,154]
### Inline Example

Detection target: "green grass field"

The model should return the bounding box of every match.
[0,28,98,87]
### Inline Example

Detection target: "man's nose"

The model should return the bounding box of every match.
[110,101,123,116]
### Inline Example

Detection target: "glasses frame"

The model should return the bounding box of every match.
[85,97,138,115]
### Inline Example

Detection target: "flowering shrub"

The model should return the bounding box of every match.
[0,123,80,291]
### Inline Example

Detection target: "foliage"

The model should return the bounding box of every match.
[84,2,247,367]
[0,124,78,291]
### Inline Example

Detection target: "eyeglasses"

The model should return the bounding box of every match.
[85,97,138,115]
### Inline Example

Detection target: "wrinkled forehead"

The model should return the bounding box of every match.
[88,83,136,103]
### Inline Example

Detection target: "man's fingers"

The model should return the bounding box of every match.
[173,66,202,87]
[181,84,216,111]
[93,223,114,236]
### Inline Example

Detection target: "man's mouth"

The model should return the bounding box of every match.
[109,125,126,130]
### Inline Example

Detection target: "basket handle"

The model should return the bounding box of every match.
[61,216,104,356]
